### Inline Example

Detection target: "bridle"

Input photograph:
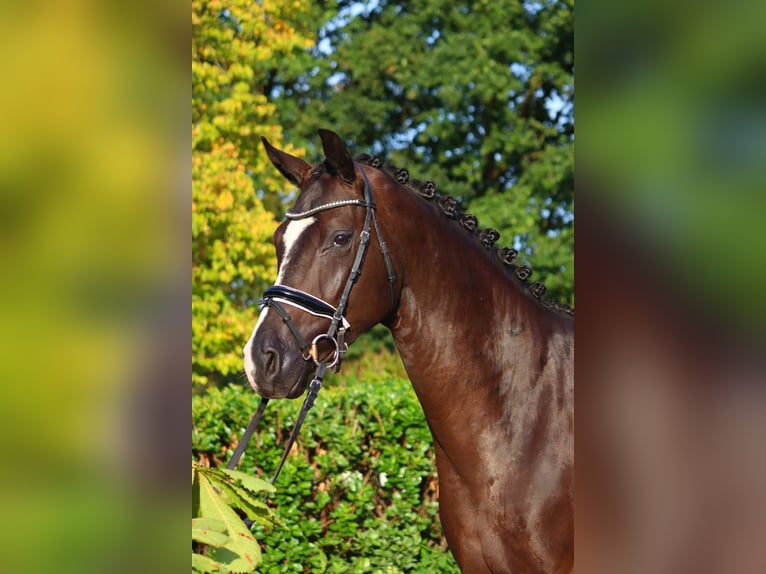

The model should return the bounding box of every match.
[260,167,395,373]
[226,164,397,489]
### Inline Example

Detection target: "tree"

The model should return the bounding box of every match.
[273,0,574,304]
[192,0,315,386]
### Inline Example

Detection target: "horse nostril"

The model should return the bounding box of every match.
[263,346,281,382]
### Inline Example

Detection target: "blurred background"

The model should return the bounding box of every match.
[0,0,187,572]
[577,0,766,572]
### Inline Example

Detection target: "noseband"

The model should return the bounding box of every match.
[227,165,397,490]
[259,285,351,369]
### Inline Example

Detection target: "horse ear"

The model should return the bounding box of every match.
[318,128,356,183]
[261,137,311,186]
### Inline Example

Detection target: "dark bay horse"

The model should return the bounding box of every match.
[243,129,574,573]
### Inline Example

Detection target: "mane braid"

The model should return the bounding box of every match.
[355,154,574,316]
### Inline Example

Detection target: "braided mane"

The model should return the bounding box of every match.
[355,153,574,317]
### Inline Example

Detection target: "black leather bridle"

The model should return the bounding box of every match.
[226,164,396,489]
[260,164,396,372]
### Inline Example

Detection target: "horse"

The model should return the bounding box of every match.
[243,129,574,573]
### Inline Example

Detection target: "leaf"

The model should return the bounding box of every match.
[192,517,230,547]
[198,473,262,570]
[192,552,227,573]
[213,479,270,521]
[222,468,277,495]
[203,468,273,519]
[193,516,227,533]
[192,464,201,518]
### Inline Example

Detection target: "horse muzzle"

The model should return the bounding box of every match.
[245,336,311,399]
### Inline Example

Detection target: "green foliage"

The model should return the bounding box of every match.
[192,463,277,573]
[192,0,314,212]
[192,0,574,387]
[273,0,574,305]
[192,379,459,573]
[332,325,408,388]
[192,0,317,386]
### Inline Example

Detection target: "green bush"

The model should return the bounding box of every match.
[192,378,459,573]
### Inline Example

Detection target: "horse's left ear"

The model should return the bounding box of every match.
[318,129,356,184]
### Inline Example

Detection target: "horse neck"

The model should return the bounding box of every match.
[380,183,569,455]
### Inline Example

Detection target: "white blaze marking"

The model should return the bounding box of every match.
[243,217,316,387]
[243,310,270,387]
[275,216,316,285]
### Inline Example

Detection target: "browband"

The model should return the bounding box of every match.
[285,199,375,220]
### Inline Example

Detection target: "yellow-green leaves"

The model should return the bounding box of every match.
[192,0,315,386]
[192,463,276,572]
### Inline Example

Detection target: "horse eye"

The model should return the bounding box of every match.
[333,233,351,247]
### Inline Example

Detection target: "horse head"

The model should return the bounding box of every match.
[244,129,398,399]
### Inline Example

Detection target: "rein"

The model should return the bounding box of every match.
[226,165,396,489]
